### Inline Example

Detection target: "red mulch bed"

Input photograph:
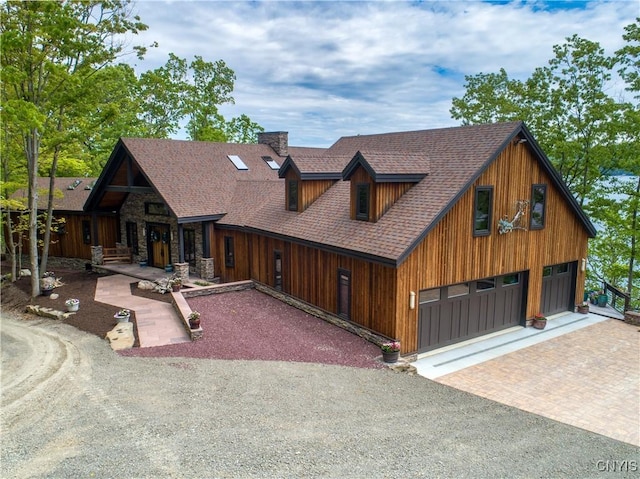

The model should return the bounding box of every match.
[119,289,385,369]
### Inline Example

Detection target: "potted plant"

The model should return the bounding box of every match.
[188,311,201,329]
[532,313,547,330]
[40,271,56,296]
[381,340,401,363]
[577,302,589,314]
[170,276,182,292]
[597,290,608,307]
[114,308,131,322]
[65,298,80,312]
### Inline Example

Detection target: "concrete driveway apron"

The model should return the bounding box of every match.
[413,312,639,446]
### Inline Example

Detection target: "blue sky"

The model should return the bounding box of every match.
[127,0,638,147]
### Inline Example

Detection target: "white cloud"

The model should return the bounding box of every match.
[129,0,638,146]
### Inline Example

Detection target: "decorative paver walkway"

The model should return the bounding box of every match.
[95,274,190,348]
[418,317,639,446]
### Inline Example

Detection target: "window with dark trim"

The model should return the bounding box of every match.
[530,184,546,229]
[337,269,351,319]
[274,250,283,291]
[288,180,298,211]
[476,278,495,291]
[473,186,493,236]
[419,289,440,304]
[356,183,370,221]
[224,236,235,268]
[82,220,91,245]
[556,263,569,274]
[503,273,520,286]
[125,221,139,255]
[145,202,170,216]
[184,229,196,266]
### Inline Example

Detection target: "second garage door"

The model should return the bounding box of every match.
[418,273,525,353]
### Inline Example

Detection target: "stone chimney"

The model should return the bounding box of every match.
[258,131,288,157]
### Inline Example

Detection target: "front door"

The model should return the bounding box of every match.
[147,223,171,268]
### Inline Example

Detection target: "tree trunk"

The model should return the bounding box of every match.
[26,129,41,297]
[627,176,639,297]
[3,213,18,283]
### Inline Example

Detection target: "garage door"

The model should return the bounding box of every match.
[540,262,575,316]
[418,273,525,353]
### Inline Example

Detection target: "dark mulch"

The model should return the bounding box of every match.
[1,265,141,348]
[129,282,173,303]
[119,289,385,369]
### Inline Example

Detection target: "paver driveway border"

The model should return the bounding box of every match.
[431,318,639,446]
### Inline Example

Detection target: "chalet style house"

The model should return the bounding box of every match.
[82,122,595,354]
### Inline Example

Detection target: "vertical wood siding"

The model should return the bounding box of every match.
[8,213,117,260]
[349,166,415,221]
[301,179,335,211]
[229,233,399,338]
[395,142,589,352]
[284,170,335,212]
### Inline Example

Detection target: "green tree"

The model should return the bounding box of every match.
[450,24,639,309]
[137,53,263,143]
[1,0,147,296]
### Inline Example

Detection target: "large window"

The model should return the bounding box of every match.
[82,220,91,245]
[356,184,370,221]
[224,236,235,268]
[145,202,170,216]
[125,222,139,255]
[288,180,298,211]
[184,229,196,267]
[530,184,546,229]
[474,186,493,236]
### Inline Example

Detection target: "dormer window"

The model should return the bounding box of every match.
[288,180,299,211]
[356,184,370,221]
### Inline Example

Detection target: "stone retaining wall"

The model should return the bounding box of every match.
[253,282,393,349]
[624,310,640,326]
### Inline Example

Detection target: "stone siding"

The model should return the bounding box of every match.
[119,192,208,274]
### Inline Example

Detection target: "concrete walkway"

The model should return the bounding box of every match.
[95,274,190,348]
[414,313,640,446]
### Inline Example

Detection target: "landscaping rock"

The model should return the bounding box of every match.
[138,280,155,290]
[105,322,134,350]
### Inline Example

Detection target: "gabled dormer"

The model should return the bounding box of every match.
[278,155,346,212]
[342,150,429,222]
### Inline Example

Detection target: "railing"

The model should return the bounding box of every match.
[604,282,631,314]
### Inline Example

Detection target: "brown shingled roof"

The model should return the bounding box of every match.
[119,138,282,220]
[220,122,525,264]
[12,177,97,212]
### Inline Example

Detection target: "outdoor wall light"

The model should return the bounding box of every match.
[409,291,416,310]
[581,258,586,272]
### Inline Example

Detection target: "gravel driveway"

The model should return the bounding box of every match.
[2,312,638,478]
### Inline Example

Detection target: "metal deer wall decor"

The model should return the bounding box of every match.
[498,200,529,234]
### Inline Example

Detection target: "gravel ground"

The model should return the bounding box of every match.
[2,312,638,479]
[120,289,385,369]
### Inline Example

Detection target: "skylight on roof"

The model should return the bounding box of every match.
[262,156,280,170]
[67,179,82,190]
[228,155,248,170]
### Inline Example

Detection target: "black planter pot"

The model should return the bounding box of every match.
[382,350,400,363]
[41,288,54,297]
